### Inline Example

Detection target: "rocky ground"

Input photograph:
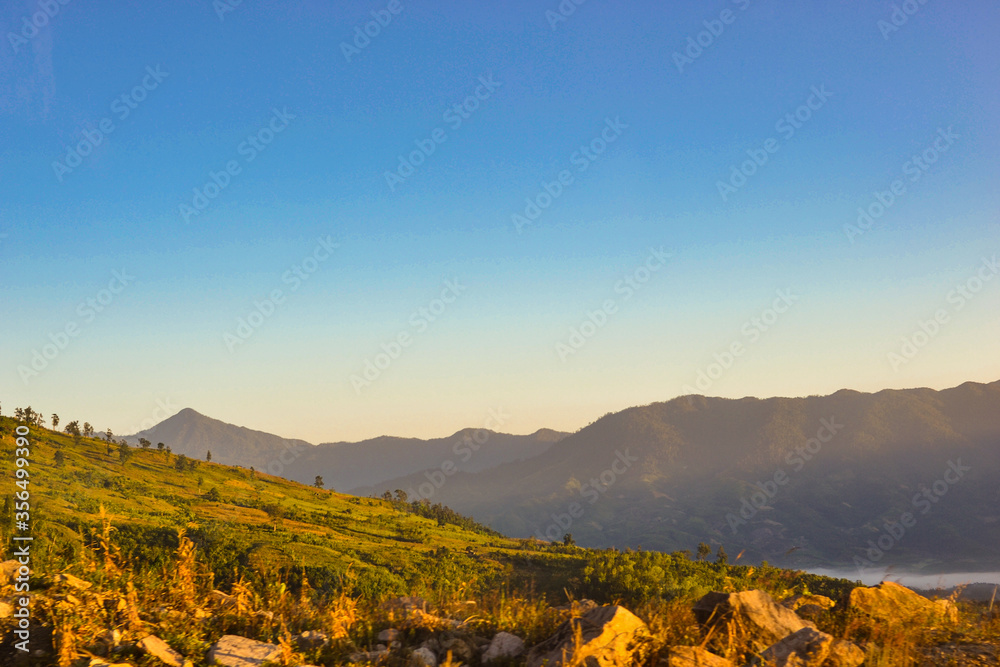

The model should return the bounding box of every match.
[4,564,999,667]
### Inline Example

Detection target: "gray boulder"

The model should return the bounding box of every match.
[693,590,814,650]
[207,635,282,667]
[482,632,525,662]
[667,645,735,666]
[761,627,864,667]
[527,605,649,667]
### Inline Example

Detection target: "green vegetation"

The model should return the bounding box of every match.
[0,415,856,604]
[1,412,996,666]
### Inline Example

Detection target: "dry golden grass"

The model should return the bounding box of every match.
[2,421,996,667]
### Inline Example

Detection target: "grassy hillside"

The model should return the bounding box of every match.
[9,413,997,666]
[0,416,585,602]
[0,415,887,664]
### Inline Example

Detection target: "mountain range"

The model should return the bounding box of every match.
[129,380,1000,573]
[127,408,567,492]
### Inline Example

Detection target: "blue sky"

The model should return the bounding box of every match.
[2,0,998,442]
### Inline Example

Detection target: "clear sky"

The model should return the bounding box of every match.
[2,0,998,443]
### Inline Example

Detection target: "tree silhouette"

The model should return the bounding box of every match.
[696,542,711,561]
[206,450,212,462]
[139,438,151,449]
[313,475,324,489]
[51,414,59,429]
[715,545,728,565]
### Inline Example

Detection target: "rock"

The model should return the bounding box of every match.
[828,638,867,666]
[138,635,189,667]
[349,647,389,663]
[848,581,958,624]
[526,605,649,667]
[693,590,813,649]
[781,594,835,611]
[410,647,437,667]
[209,590,238,610]
[378,628,401,643]
[206,635,282,667]
[296,630,329,650]
[440,637,474,662]
[667,646,735,667]
[483,632,525,662]
[420,638,441,653]
[760,627,864,667]
[54,573,92,590]
[794,604,827,621]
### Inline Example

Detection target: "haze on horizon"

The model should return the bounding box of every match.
[1,1,998,442]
